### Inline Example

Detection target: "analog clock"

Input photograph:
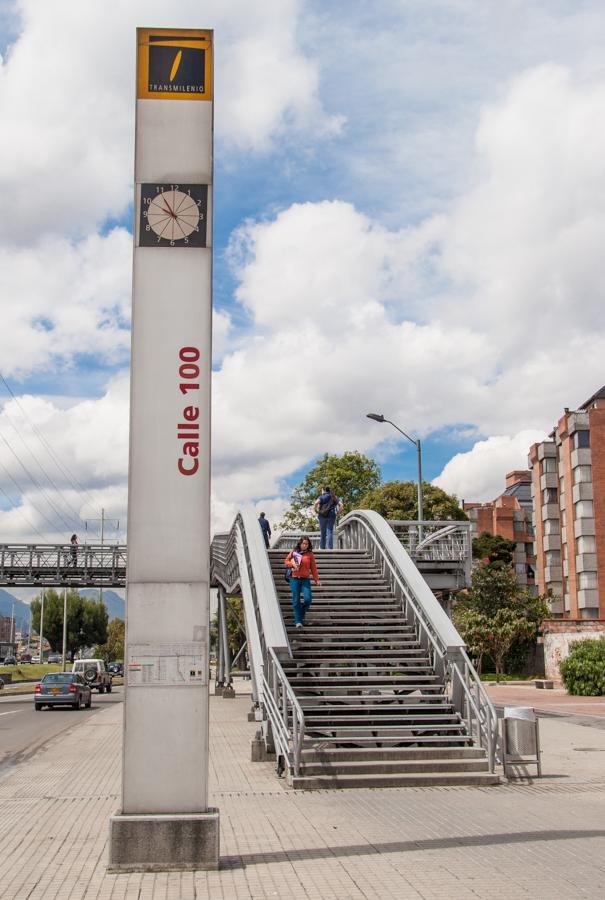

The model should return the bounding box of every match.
[139,183,208,247]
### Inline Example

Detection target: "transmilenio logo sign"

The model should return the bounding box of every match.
[148,34,206,95]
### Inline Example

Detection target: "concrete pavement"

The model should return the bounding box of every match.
[1,682,605,899]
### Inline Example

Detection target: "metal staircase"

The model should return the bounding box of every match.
[211,510,499,790]
[268,547,497,788]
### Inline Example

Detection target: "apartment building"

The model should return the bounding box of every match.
[464,470,536,593]
[528,386,605,619]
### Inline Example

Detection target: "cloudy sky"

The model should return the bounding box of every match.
[1,0,605,559]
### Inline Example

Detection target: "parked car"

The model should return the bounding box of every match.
[71,659,112,693]
[19,654,32,664]
[47,653,62,664]
[2,656,17,666]
[108,662,123,676]
[30,655,41,664]
[34,673,92,710]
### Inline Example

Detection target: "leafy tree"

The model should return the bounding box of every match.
[280,451,381,531]
[360,480,467,521]
[472,531,516,567]
[30,590,108,660]
[455,563,550,678]
[94,618,124,662]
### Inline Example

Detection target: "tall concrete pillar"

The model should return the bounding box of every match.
[109,27,218,871]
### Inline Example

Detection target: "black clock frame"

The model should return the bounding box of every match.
[139,183,208,248]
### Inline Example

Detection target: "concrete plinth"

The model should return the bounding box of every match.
[108,810,219,872]
[214,684,224,695]
[221,685,235,698]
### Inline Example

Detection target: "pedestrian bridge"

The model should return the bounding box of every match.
[210,511,497,790]
[0,544,126,587]
[0,518,470,591]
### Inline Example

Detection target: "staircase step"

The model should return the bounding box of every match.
[302,734,472,746]
[299,759,489,776]
[290,772,499,790]
[299,746,487,761]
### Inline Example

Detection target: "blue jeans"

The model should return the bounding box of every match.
[290,577,312,625]
[318,514,336,549]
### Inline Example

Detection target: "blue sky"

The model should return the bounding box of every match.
[1,0,605,562]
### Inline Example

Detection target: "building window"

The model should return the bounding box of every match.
[573,465,592,484]
[543,488,558,505]
[575,500,594,519]
[574,430,590,449]
[542,457,556,473]
[577,535,596,554]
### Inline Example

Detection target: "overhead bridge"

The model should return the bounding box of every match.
[211,511,498,790]
[0,544,126,588]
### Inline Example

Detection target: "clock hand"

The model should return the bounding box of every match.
[160,197,176,219]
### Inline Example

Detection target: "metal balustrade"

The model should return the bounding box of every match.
[0,543,126,587]
[210,512,305,775]
[336,511,498,770]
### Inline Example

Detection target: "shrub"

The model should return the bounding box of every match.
[559,638,605,696]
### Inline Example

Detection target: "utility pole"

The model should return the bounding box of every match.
[10,601,15,645]
[85,508,119,609]
[61,587,68,672]
[40,588,45,664]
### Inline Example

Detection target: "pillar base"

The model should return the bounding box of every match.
[108,810,219,872]
[221,685,235,698]
[214,684,224,695]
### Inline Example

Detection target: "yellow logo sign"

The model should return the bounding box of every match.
[137,28,213,101]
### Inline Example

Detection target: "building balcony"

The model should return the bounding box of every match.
[572,483,593,503]
[544,565,562,582]
[563,559,568,577]
[576,553,597,573]
[542,534,561,552]
[574,518,595,538]
[549,596,564,615]
[540,472,558,491]
[567,412,589,434]
[571,448,592,468]
[564,593,571,612]
[537,442,556,460]
[578,588,599,609]
[542,503,560,520]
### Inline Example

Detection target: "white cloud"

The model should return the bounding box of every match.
[0,0,341,241]
[433,430,546,503]
[0,228,132,377]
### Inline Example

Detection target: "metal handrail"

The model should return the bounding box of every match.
[211,513,304,774]
[0,543,127,587]
[337,510,498,770]
[262,648,305,776]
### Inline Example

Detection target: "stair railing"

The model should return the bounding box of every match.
[337,510,498,771]
[211,512,306,775]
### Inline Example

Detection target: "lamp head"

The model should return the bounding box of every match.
[366,413,385,423]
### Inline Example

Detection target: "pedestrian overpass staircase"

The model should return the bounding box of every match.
[210,511,499,790]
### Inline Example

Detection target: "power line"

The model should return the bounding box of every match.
[0,447,72,537]
[0,373,103,537]
[0,373,106,530]
[0,399,100,536]
[0,483,50,541]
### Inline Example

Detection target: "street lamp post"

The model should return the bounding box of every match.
[366,413,424,543]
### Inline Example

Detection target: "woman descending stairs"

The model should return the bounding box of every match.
[268,548,499,789]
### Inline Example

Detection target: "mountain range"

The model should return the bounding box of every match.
[0,587,125,626]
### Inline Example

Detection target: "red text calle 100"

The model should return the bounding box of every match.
[177,346,201,476]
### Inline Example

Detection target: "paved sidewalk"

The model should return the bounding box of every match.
[1,685,605,899]
[485,682,605,721]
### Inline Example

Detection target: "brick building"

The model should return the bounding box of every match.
[0,615,14,642]
[528,386,605,619]
[464,470,536,593]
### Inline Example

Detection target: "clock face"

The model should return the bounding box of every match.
[139,183,208,247]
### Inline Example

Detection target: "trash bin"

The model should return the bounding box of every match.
[501,707,541,777]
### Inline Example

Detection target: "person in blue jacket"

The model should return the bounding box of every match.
[258,512,272,548]
[314,486,343,550]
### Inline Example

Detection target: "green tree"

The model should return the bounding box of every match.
[454,563,549,678]
[30,590,108,660]
[360,480,467,521]
[94,618,124,662]
[280,451,382,531]
[472,531,516,567]
[210,597,247,669]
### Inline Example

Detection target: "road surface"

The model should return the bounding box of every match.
[0,686,123,775]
